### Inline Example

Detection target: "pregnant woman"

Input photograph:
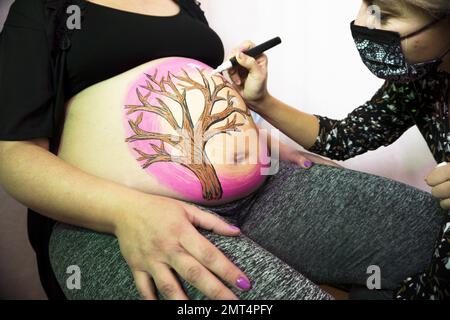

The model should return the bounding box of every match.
[0,0,444,300]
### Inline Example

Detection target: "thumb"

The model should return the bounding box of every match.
[235,52,261,75]
[184,204,241,236]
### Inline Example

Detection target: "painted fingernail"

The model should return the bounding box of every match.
[304,161,314,168]
[229,225,240,232]
[236,276,251,291]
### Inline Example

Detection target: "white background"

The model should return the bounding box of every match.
[203,0,437,191]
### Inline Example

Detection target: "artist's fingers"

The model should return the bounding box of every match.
[228,41,256,85]
[229,66,241,84]
[255,53,269,73]
[439,197,450,210]
[431,180,450,199]
[425,162,449,187]
[235,52,264,81]
[229,67,245,86]
[228,40,256,61]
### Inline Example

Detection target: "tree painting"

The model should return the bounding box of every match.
[124,66,252,201]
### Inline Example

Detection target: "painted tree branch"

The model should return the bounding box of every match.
[133,142,188,169]
[203,114,246,142]
[203,90,250,137]
[142,70,195,135]
[125,67,253,200]
[125,113,183,151]
[173,68,251,141]
[173,68,228,120]
[125,88,180,131]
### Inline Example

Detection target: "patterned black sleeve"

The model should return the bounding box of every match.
[306,81,417,160]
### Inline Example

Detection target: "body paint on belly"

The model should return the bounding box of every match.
[123,57,268,202]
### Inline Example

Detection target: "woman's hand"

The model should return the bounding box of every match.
[426,162,450,210]
[272,135,343,169]
[227,41,270,108]
[280,144,344,169]
[115,194,251,300]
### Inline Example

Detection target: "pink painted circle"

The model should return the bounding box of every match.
[123,57,269,202]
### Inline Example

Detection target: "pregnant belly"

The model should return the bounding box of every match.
[58,57,270,205]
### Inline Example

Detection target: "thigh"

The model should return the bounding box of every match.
[49,221,331,300]
[239,161,445,289]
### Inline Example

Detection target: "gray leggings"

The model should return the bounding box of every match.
[49,161,445,300]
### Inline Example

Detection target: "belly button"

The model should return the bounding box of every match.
[234,149,249,163]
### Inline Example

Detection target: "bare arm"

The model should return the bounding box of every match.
[225,43,319,150]
[257,122,342,168]
[0,138,251,300]
[228,42,415,161]
[254,95,320,150]
[0,138,137,234]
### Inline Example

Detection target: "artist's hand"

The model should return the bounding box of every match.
[115,194,250,300]
[426,162,450,209]
[227,41,270,108]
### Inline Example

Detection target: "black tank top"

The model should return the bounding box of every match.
[65,1,225,98]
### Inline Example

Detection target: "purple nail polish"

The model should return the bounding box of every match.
[229,225,240,232]
[236,276,251,291]
[304,161,313,168]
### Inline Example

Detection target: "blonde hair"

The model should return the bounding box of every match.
[378,0,450,18]
[406,0,450,17]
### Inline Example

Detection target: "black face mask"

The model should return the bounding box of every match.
[350,18,450,83]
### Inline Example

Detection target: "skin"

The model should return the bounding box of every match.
[0,0,246,301]
[0,0,338,301]
[229,0,450,209]
[356,0,450,66]
[122,58,267,202]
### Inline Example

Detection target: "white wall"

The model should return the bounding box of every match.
[202,0,437,191]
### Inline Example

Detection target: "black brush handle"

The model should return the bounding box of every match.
[230,37,282,66]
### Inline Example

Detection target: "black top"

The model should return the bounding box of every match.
[308,72,450,163]
[0,0,224,299]
[66,1,224,98]
[0,0,224,142]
